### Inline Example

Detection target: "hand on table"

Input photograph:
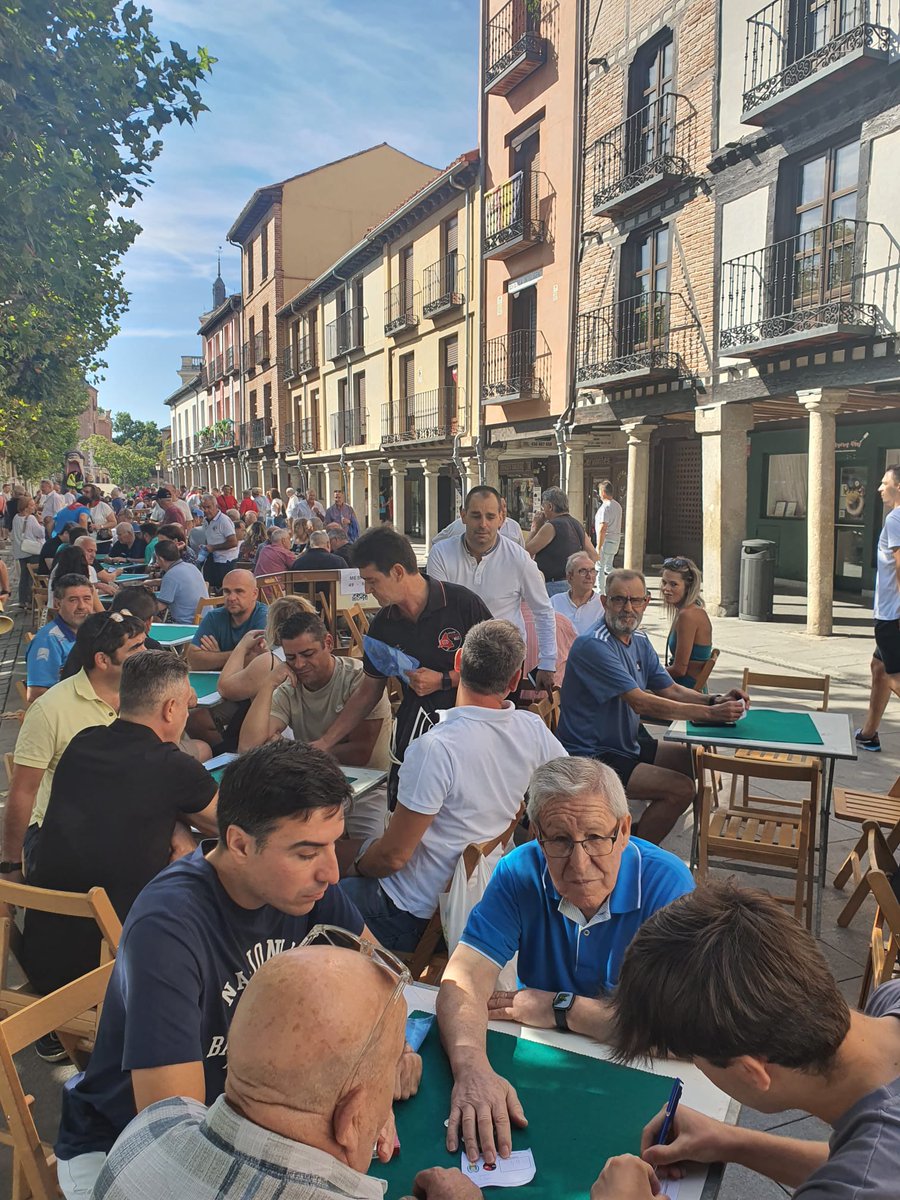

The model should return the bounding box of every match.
[590,1155,660,1199]
[412,1166,483,1199]
[374,1108,397,1164]
[487,987,556,1029]
[707,699,745,723]
[446,1062,527,1165]
[198,635,221,653]
[641,1103,730,1180]
[395,1044,422,1100]
[406,667,442,697]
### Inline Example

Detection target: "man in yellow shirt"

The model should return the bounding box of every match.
[3,611,146,880]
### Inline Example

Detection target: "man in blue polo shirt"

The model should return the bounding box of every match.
[557,568,747,844]
[25,575,95,703]
[435,756,693,1167]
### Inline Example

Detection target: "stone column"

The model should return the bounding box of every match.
[367,459,381,528]
[482,448,502,491]
[421,460,441,546]
[564,442,586,526]
[622,423,654,572]
[349,461,367,529]
[324,463,341,506]
[695,402,755,616]
[800,388,845,636]
[390,458,407,535]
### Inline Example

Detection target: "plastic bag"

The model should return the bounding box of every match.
[363,635,420,682]
[439,854,518,992]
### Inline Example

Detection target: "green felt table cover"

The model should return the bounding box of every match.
[370,1015,672,1199]
[148,624,198,644]
[686,709,823,746]
[188,672,220,700]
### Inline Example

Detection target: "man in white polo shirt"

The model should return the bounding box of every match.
[339,619,566,950]
[200,493,239,589]
[427,486,556,694]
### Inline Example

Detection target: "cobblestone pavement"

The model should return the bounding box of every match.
[0,558,889,1198]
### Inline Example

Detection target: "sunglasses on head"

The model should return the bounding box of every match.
[663,557,693,576]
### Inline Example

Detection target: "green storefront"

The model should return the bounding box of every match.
[747,416,900,595]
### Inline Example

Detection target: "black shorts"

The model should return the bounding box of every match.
[874,619,900,675]
[596,730,658,787]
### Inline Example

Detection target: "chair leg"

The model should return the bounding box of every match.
[858,956,874,1010]
[837,875,875,928]
[833,839,861,891]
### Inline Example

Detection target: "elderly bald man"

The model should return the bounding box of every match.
[108,522,145,563]
[436,756,694,1166]
[93,939,473,1200]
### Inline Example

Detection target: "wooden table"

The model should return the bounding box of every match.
[665,708,857,935]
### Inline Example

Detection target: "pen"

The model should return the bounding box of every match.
[655,1077,684,1146]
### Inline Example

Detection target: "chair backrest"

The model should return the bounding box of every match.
[256,574,285,605]
[861,836,900,1006]
[740,668,830,711]
[24,632,34,645]
[193,595,226,623]
[14,680,27,706]
[342,603,370,656]
[525,689,561,733]
[691,647,720,692]
[0,961,115,1200]
[285,571,340,641]
[696,746,822,788]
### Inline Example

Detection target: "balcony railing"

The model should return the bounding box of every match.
[283,345,296,381]
[482,329,551,404]
[382,387,464,445]
[253,329,270,366]
[299,415,320,453]
[591,93,694,217]
[326,307,365,358]
[742,0,896,124]
[225,345,237,374]
[296,332,318,373]
[720,218,889,355]
[248,416,272,449]
[243,340,255,372]
[484,0,546,95]
[385,281,420,335]
[483,170,549,260]
[281,421,296,453]
[423,255,465,318]
[575,292,701,388]
[331,408,366,447]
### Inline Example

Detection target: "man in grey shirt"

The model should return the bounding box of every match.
[586,882,900,1200]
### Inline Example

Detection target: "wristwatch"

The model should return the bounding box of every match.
[441,670,452,691]
[552,990,575,1031]
[0,861,22,875]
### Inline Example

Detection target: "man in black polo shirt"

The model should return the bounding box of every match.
[311,527,491,805]
[22,650,218,998]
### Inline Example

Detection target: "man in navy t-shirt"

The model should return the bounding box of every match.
[557,568,748,844]
[54,740,423,1199]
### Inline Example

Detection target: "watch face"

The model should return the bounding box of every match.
[553,991,575,1010]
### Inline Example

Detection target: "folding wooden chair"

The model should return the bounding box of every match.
[695,748,820,929]
[193,595,226,623]
[256,574,285,605]
[525,688,561,733]
[287,570,340,642]
[0,961,115,1200]
[400,806,524,984]
[835,802,900,926]
[26,566,47,630]
[15,681,27,707]
[340,603,370,657]
[690,647,720,692]
[856,833,900,1007]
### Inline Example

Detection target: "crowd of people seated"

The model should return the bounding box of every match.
[0,473,896,1200]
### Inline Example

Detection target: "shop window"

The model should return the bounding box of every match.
[765,452,808,518]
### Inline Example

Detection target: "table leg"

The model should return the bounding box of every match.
[815,755,837,938]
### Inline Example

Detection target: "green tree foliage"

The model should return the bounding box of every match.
[112,411,163,452]
[0,2,213,477]
[82,433,159,491]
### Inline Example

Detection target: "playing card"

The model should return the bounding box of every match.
[460,1149,536,1187]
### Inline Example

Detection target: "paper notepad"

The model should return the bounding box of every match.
[461,1150,536,1187]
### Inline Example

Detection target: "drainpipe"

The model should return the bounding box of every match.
[339,442,349,495]
[227,234,250,490]
[451,432,465,502]
[448,170,472,493]
[475,435,486,485]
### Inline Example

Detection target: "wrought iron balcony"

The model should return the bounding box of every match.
[575,292,701,388]
[296,332,318,373]
[591,93,693,218]
[281,421,296,453]
[484,0,546,95]
[483,170,549,260]
[331,407,366,447]
[385,281,420,335]
[225,345,237,374]
[283,345,297,381]
[249,417,272,449]
[720,218,885,356]
[382,387,464,445]
[482,329,551,404]
[253,329,270,366]
[326,307,365,359]
[423,255,465,319]
[742,0,896,125]
[239,422,252,447]
[243,340,255,372]
[299,415,320,453]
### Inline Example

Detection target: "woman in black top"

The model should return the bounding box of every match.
[526,486,597,596]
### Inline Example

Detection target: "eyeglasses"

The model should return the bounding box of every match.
[572,568,595,578]
[299,924,410,1092]
[605,594,650,609]
[537,825,622,859]
[663,558,693,576]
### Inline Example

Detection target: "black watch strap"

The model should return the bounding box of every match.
[441,670,452,690]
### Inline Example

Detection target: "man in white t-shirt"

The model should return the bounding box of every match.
[83,484,117,541]
[38,480,67,531]
[856,466,900,751]
[551,551,605,635]
[200,493,239,589]
[339,619,567,951]
[594,480,623,595]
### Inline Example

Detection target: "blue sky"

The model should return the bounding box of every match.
[100,0,479,427]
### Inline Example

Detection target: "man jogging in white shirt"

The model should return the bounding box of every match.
[856,466,900,751]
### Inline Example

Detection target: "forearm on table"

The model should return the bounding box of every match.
[629,690,710,722]
[237,685,277,751]
[719,1126,829,1187]
[319,678,382,749]
[186,648,229,671]
[567,995,615,1042]
[437,980,492,1072]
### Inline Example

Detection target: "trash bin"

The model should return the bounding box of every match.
[739,539,775,622]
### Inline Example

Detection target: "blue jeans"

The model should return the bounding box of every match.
[339,876,430,952]
[596,537,620,594]
[545,579,569,597]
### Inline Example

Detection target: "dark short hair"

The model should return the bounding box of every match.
[217,741,351,844]
[157,523,186,542]
[888,465,900,487]
[119,650,189,715]
[53,546,88,580]
[63,611,146,678]
[139,522,157,537]
[463,485,501,510]
[52,573,93,602]
[350,526,417,575]
[155,540,181,564]
[460,620,525,696]
[612,883,851,1074]
[280,612,327,645]
[112,585,157,622]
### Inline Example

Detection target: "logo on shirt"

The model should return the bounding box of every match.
[437,627,462,652]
